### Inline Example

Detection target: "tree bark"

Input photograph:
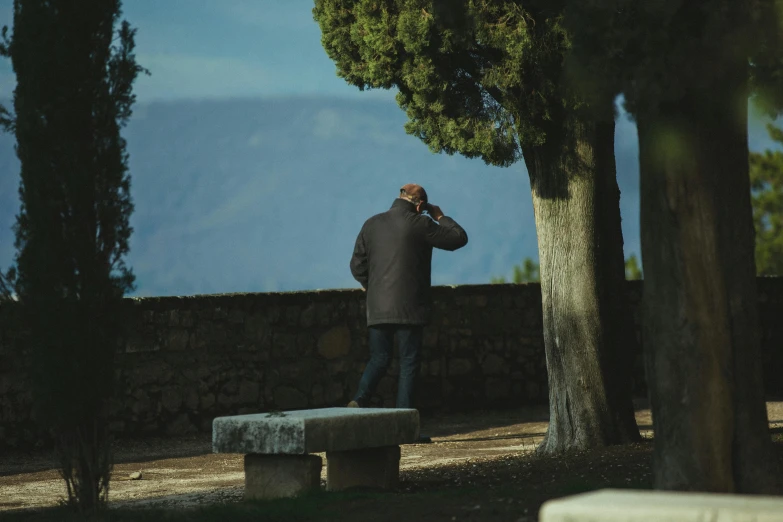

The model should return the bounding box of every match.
[637,67,781,493]
[524,108,642,454]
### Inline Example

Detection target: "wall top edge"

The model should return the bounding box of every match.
[122,282,548,304]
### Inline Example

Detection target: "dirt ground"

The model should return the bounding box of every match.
[1,401,781,518]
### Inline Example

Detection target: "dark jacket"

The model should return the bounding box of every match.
[350,199,468,326]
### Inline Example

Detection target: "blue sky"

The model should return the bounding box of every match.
[1,0,395,102]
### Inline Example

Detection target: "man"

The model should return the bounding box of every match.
[348,184,468,411]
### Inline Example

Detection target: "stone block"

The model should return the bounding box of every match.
[326,445,400,491]
[311,383,325,406]
[525,381,540,399]
[228,309,245,324]
[423,327,438,347]
[161,387,183,413]
[180,310,194,327]
[482,354,505,375]
[281,360,319,381]
[221,380,239,395]
[388,359,400,376]
[485,378,511,400]
[449,358,473,376]
[131,389,150,412]
[318,326,351,359]
[325,381,345,404]
[237,381,260,404]
[213,407,419,454]
[200,393,216,410]
[0,374,13,395]
[126,337,159,353]
[244,454,322,500]
[539,489,783,522]
[165,413,196,436]
[244,312,269,341]
[300,304,316,328]
[327,359,351,374]
[167,329,190,351]
[272,333,297,359]
[217,393,234,408]
[184,388,200,410]
[285,306,300,326]
[274,386,308,410]
[296,333,314,356]
[315,302,332,326]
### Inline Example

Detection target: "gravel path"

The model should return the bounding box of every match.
[1,402,780,512]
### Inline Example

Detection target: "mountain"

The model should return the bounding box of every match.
[0,96,771,297]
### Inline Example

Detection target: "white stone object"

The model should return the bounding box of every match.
[540,488,783,522]
[212,407,419,455]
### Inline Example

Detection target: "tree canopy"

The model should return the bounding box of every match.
[314,0,580,167]
[562,0,770,117]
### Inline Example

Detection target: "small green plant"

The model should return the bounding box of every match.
[625,254,643,280]
[491,258,540,284]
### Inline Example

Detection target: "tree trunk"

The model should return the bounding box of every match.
[524,108,642,454]
[637,67,781,492]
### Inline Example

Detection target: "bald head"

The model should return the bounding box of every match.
[399,183,428,206]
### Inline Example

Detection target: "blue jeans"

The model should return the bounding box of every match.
[353,324,423,409]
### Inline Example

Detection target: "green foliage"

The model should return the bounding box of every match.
[624,254,642,280]
[493,254,643,282]
[750,123,783,275]
[1,0,145,514]
[562,0,773,117]
[749,1,783,117]
[491,257,540,283]
[313,0,580,167]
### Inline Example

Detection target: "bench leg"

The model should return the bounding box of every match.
[325,445,401,491]
[244,454,323,499]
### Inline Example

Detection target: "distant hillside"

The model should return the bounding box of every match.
[6,96,773,297]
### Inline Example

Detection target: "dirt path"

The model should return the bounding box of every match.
[1,402,781,513]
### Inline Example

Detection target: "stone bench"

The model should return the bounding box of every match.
[540,488,783,521]
[213,407,419,499]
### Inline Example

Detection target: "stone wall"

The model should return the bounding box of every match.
[1,279,782,450]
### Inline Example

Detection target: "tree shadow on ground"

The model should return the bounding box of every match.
[438,432,546,443]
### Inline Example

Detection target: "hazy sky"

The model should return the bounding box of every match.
[0,0,395,102]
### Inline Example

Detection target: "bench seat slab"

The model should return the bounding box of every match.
[213,407,419,454]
